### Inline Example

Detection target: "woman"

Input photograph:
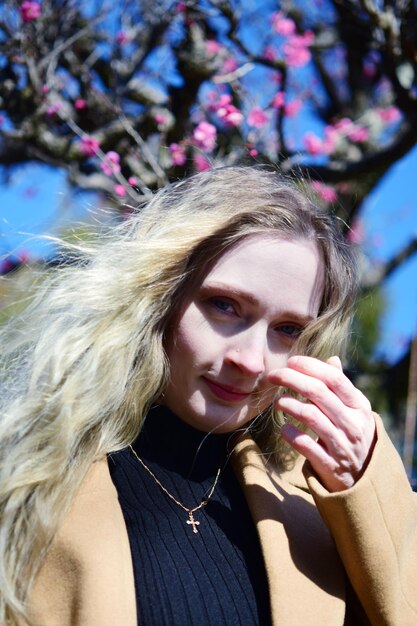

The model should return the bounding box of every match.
[0,166,416,625]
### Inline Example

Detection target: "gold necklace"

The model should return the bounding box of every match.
[129,445,221,534]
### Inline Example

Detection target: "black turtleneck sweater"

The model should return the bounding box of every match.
[108,406,271,626]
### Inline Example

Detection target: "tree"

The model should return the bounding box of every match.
[1,0,416,476]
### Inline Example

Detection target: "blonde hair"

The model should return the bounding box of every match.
[0,165,358,624]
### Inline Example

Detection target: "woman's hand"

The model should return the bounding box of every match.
[269,355,376,492]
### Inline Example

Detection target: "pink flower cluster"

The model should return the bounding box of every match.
[346,219,365,245]
[376,106,401,123]
[303,116,373,157]
[271,12,296,36]
[304,126,339,155]
[247,106,268,128]
[75,98,87,110]
[310,181,337,204]
[80,136,100,157]
[20,1,41,22]
[221,57,239,74]
[271,91,285,108]
[169,143,187,166]
[114,184,126,197]
[333,118,369,143]
[206,40,224,55]
[210,94,243,127]
[270,12,314,68]
[271,91,302,117]
[100,151,121,176]
[193,121,217,152]
[46,102,61,117]
[283,32,314,68]
[114,177,137,198]
[116,31,129,45]
[194,154,211,172]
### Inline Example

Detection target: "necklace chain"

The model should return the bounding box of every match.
[129,445,221,534]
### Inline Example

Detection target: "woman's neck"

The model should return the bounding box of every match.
[132,405,233,480]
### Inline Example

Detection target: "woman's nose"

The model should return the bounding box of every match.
[224,329,266,377]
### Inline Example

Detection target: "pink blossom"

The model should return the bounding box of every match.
[46,102,61,116]
[19,249,30,263]
[304,132,327,155]
[218,104,243,126]
[206,90,219,103]
[348,125,369,143]
[346,219,365,245]
[263,45,278,61]
[377,106,401,123]
[334,117,353,133]
[206,40,223,55]
[337,182,351,194]
[114,184,127,197]
[311,181,337,203]
[116,31,129,45]
[41,84,49,94]
[75,98,87,110]
[271,12,296,36]
[169,143,186,166]
[283,32,314,68]
[210,94,243,127]
[293,32,315,47]
[175,2,187,12]
[20,1,41,23]
[154,113,168,127]
[80,136,100,157]
[100,151,121,176]
[221,58,239,73]
[0,115,4,126]
[247,106,268,128]
[128,176,138,186]
[333,118,369,143]
[323,125,338,152]
[249,147,258,157]
[283,43,311,67]
[215,94,232,108]
[271,92,285,108]
[284,99,302,117]
[194,154,211,172]
[193,121,217,152]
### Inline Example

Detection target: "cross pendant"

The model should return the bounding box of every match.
[186,511,200,534]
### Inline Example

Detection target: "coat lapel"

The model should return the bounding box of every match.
[232,435,347,625]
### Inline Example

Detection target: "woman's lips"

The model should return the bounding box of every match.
[203,377,252,402]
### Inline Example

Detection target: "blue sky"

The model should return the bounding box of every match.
[1,145,417,364]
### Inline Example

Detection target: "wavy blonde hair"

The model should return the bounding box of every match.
[0,166,358,624]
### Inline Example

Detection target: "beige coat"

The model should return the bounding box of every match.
[28,415,417,625]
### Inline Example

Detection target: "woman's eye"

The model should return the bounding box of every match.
[277,324,302,338]
[210,297,235,314]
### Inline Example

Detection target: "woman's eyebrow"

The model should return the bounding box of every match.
[200,281,259,305]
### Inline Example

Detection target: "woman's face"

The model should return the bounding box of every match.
[163,234,324,433]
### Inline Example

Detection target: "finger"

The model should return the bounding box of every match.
[277,395,370,464]
[326,355,343,370]
[286,355,369,410]
[276,395,341,449]
[270,367,347,425]
[280,423,334,477]
[280,423,369,492]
